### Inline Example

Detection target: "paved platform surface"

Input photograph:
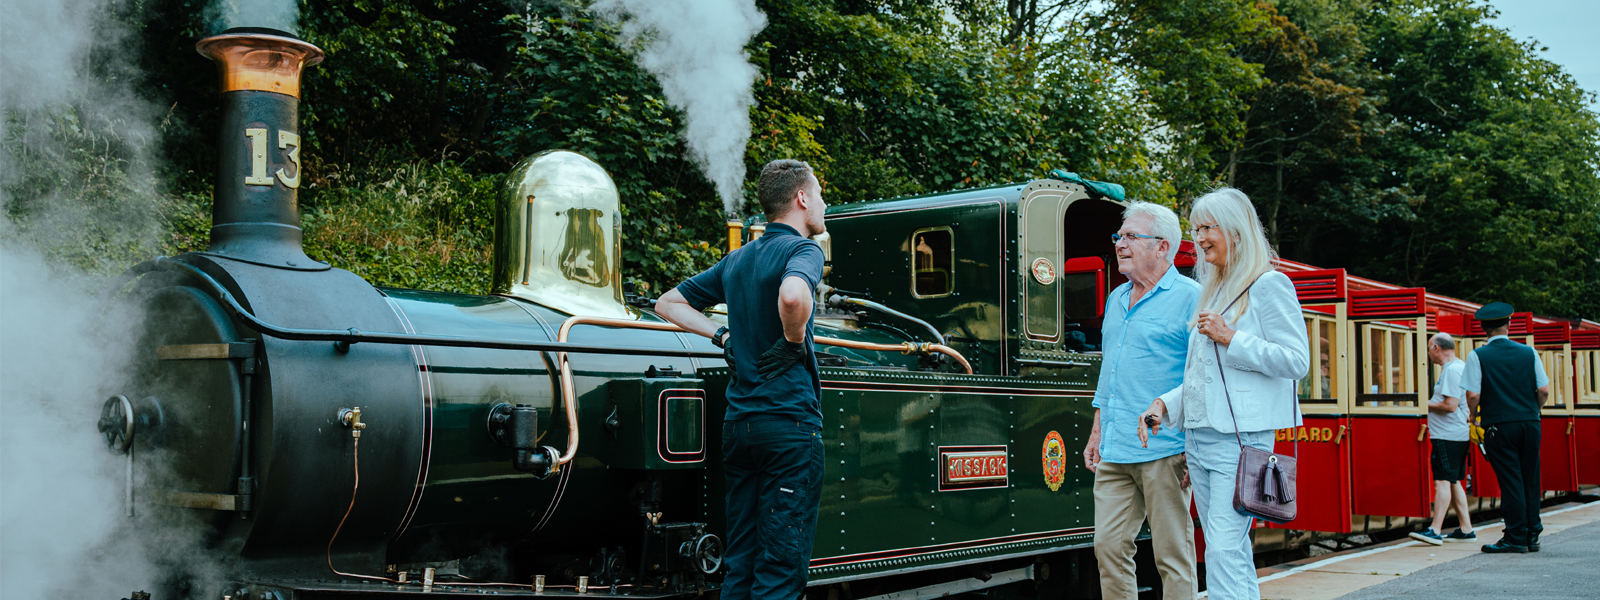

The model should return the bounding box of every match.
[1246,501,1600,600]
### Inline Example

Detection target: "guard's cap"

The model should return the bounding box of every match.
[1474,302,1514,321]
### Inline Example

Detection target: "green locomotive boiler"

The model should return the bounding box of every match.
[96,27,1142,600]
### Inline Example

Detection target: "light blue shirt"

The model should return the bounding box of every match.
[1092,265,1201,463]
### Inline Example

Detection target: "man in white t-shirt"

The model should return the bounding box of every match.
[1410,333,1476,545]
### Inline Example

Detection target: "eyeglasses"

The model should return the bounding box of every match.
[1111,233,1163,244]
[1189,224,1220,238]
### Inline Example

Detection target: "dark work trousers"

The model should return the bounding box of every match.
[721,418,824,600]
[1484,420,1543,545]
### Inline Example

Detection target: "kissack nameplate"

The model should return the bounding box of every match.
[939,446,1009,491]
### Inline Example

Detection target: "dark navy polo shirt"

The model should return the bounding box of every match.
[677,222,825,426]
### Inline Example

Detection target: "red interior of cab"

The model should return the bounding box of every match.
[1176,240,1197,269]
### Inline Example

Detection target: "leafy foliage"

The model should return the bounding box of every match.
[1274,0,1600,318]
[3,0,1596,318]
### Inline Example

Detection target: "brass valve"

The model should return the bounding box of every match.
[339,407,366,439]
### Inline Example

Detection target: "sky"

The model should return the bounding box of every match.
[1485,0,1600,104]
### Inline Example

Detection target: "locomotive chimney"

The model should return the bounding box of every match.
[196,28,326,269]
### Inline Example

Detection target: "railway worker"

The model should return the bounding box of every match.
[1136,187,1308,600]
[1084,201,1201,600]
[656,159,828,599]
[1461,302,1551,554]
[1410,333,1477,545]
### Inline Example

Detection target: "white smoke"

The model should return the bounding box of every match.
[206,0,300,34]
[0,0,216,597]
[0,242,163,599]
[592,0,767,216]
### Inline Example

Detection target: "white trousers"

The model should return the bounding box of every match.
[1186,426,1273,600]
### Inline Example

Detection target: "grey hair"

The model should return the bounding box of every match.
[1121,201,1182,262]
[1431,332,1456,351]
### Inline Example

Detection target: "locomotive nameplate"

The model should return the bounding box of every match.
[939,446,1009,491]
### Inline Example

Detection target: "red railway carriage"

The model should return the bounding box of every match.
[1262,259,1599,534]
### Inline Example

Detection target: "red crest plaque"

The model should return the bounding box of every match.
[1042,431,1066,492]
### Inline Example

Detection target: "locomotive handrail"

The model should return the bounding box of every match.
[116,257,725,359]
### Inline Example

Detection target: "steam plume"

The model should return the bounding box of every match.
[1,0,215,596]
[206,0,300,35]
[592,0,767,216]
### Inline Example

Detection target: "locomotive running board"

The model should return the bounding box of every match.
[856,565,1034,600]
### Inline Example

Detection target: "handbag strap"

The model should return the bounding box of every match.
[1206,273,1301,455]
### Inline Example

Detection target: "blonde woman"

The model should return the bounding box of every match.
[1136,188,1308,600]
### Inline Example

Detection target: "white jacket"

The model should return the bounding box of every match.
[1159,270,1308,433]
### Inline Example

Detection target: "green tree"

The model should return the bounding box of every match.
[1221,0,1378,249]
[1318,0,1600,318]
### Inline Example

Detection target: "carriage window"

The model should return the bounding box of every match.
[1300,315,1339,402]
[911,227,954,298]
[1542,349,1567,409]
[1579,351,1600,408]
[1360,324,1418,405]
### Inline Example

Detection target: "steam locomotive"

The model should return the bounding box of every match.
[97,26,1600,600]
[96,27,1127,600]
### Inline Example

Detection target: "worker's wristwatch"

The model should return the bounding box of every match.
[711,326,730,348]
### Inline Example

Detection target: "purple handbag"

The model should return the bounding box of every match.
[1211,280,1300,525]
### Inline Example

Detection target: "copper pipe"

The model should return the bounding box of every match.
[326,437,397,584]
[551,319,978,469]
[815,337,973,374]
[555,317,689,467]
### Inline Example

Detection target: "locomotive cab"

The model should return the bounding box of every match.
[820,177,1127,381]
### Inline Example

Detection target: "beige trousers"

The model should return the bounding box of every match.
[1093,453,1197,600]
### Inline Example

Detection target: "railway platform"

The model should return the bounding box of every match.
[1236,499,1600,599]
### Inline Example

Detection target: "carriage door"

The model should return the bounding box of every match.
[1348,288,1432,519]
[1271,269,1353,534]
[1534,323,1578,492]
[1572,332,1600,485]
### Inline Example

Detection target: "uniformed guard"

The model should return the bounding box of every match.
[1460,302,1552,554]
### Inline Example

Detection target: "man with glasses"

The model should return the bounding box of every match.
[1086,201,1201,600]
[1410,333,1476,545]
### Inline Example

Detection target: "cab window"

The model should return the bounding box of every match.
[911,227,953,298]
[1022,193,1062,341]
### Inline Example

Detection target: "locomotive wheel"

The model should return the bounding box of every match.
[99,395,134,454]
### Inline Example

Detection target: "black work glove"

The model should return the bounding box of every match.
[757,338,808,381]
